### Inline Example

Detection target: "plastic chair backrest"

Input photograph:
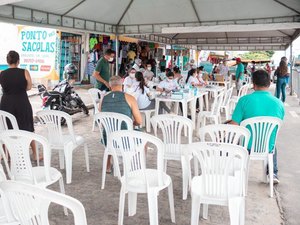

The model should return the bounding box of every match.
[0,181,87,225]
[0,110,19,132]
[237,84,248,98]
[222,87,233,107]
[199,124,250,148]
[240,116,282,156]
[109,130,164,186]
[192,142,248,199]
[88,88,102,114]
[211,91,224,115]
[94,112,133,146]
[150,115,193,158]
[0,130,51,184]
[36,110,76,147]
[0,164,6,182]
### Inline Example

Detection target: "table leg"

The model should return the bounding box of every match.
[182,101,188,136]
[190,99,196,130]
[155,99,160,115]
[204,93,209,111]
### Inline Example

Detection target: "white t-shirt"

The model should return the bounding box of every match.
[158,79,179,91]
[136,86,151,109]
[188,76,200,86]
[123,76,139,93]
[217,64,229,78]
[143,70,154,83]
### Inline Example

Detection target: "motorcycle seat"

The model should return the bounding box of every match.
[47,91,63,97]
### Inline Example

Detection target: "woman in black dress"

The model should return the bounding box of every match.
[0,50,38,160]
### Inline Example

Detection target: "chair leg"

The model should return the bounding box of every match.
[58,176,68,216]
[168,181,176,223]
[65,150,73,184]
[118,186,126,225]
[194,157,199,176]
[268,154,274,198]
[239,197,245,225]
[164,159,168,173]
[84,143,90,172]
[191,194,201,225]
[181,158,189,200]
[101,150,109,189]
[128,192,137,216]
[147,189,159,225]
[92,118,96,131]
[59,149,65,169]
[202,204,208,219]
[263,159,268,183]
[145,112,151,133]
[228,197,244,225]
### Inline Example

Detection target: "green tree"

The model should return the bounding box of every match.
[239,51,274,60]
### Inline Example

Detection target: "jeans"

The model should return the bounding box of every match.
[275,77,286,102]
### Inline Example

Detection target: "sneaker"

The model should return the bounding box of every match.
[273,175,280,184]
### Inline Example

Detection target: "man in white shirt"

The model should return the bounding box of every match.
[143,62,154,84]
[123,67,139,93]
[217,61,229,80]
[157,72,179,92]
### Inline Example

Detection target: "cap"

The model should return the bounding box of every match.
[236,57,241,62]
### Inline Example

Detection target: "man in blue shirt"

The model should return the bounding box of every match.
[230,70,285,183]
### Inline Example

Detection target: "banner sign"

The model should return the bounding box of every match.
[18,26,59,80]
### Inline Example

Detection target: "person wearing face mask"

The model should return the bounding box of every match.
[143,62,154,84]
[157,71,179,93]
[186,68,203,87]
[132,58,142,72]
[123,67,139,93]
[93,49,115,91]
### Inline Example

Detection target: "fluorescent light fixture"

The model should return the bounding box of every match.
[0,0,23,6]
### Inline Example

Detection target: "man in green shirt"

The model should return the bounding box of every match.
[230,70,285,183]
[93,49,115,91]
[235,57,244,95]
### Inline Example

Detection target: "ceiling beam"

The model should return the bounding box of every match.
[291,29,300,42]
[273,0,300,15]
[117,0,134,26]
[63,0,86,16]
[277,30,292,37]
[189,0,201,23]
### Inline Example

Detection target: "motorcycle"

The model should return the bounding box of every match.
[37,79,89,123]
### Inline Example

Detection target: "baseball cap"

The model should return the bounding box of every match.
[236,57,241,62]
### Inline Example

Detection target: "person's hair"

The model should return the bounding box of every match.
[162,55,165,59]
[105,49,115,56]
[252,70,270,87]
[165,68,171,74]
[277,60,288,76]
[7,50,19,65]
[186,68,196,83]
[109,75,123,86]
[173,66,180,73]
[166,71,174,78]
[135,71,146,94]
[281,56,287,62]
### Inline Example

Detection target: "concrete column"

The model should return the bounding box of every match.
[115,34,119,76]
[290,43,293,96]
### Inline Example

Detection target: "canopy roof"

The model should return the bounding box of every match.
[0,0,299,50]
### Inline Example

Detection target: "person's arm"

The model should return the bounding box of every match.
[24,69,32,91]
[125,94,142,126]
[156,82,164,92]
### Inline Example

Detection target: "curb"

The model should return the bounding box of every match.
[274,186,286,225]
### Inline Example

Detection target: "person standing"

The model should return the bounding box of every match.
[275,60,288,102]
[159,55,166,72]
[0,50,38,160]
[217,60,229,80]
[230,70,285,183]
[93,49,115,91]
[235,57,244,94]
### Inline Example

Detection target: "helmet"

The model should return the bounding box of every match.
[64,63,77,75]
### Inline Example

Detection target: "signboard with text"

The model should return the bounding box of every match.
[18,26,59,80]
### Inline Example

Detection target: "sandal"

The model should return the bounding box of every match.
[106,165,113,174]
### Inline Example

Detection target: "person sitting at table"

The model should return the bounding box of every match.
[157,71,179,93]
[186,68,204,87]
[143,62,154,84]
[135,71,170,113]
[123,67,139,93]
[173,66,184,86]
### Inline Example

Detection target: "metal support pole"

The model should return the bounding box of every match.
[170,44,173,69]
[115,34,119,76]
[290,43,293,96]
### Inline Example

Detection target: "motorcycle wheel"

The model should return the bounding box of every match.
[81,104,89,115]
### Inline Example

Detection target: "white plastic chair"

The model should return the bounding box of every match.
[240,116,282,197]
[94,112,133,189]
[230,84,249,114]
[220,87,234,121]
[140,109,155,132]
[191,142,248,225]
[150,114,193,200]
[108,130,175,225]
[0,181,87,225]
[88,88,103,131]
[36,110,90,184]
[0,110,19,176]
[197,91,224,131]
[0,130,67,214]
